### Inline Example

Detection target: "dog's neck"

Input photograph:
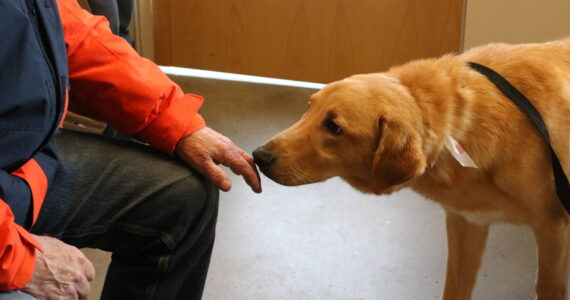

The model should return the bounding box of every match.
[391,57,475,164]
[389,57,483,189]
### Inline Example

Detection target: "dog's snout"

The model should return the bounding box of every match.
[253,146,276,167]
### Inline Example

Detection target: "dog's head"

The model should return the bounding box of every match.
[253,74,427,195]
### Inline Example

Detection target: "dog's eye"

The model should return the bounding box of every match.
[325,120,342,136]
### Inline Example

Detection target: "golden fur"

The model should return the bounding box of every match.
[255,39,570,300]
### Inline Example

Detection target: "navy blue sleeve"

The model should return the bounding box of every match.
[0,144,59,229]
[0,172,32,228]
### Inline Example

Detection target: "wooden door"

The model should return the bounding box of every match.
[154,0,463,83]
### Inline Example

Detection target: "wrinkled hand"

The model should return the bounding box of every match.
[175,127,262,193]
[22,235,95,300]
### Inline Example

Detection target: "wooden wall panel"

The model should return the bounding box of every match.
[153,0,172,64]
[154,0,463,83]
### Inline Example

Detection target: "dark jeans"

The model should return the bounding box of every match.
[10,130,219,300]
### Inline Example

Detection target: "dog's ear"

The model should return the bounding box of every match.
[370,118,426,194]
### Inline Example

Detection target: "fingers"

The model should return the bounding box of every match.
[78,251,96,282]
[237,150,262,193]
[75,271,92,299]
[216,145,261,193]
[201,147,261,193]
[25,235,95,300]
[66,246,93,298]
[175,127,262,193]
[196,151,261,193]
[199,158,232,192]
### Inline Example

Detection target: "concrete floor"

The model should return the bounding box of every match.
[84,75,539,299]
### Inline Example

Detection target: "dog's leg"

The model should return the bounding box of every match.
[532,219,570,300]
[442,210,489,300]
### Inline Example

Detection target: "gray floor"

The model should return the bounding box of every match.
[84,75,539,299]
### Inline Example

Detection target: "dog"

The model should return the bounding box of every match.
[253,39,570,300]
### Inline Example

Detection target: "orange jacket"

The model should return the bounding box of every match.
[0,0,205,290]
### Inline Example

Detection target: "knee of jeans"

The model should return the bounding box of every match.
[166,173,219,237]
[177,172,218,209]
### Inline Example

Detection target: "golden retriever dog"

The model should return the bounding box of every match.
[253,39,570,300]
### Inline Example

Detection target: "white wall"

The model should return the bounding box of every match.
[463,0,570,50]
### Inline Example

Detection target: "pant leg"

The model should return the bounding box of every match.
[31,130,219,300]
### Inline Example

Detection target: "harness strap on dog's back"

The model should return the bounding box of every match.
[468,61,570,214]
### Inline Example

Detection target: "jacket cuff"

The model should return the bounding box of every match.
[134,94,205,155]
[0,201,41,291]
[12,159,49,225]
[181,113,206,140]
[10,226,40,290]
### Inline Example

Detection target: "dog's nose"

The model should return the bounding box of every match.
[252,146,276,167]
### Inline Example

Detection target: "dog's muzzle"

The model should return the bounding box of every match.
[252,146,276,168]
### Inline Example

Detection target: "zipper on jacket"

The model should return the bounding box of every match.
[24,0,61,155]
[25,0,59,97]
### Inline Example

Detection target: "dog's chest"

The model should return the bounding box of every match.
[413,184,511,224]
[410,163,515,224]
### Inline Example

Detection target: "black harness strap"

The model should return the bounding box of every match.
[468,62,570,214]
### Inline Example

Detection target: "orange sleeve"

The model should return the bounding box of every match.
[57,0,206,154]
[0,200,41,291]
[0,156,51,290]
[12,159,49,225]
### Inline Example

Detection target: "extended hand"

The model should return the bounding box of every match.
[175,127,262,193]
[22,235,95,300]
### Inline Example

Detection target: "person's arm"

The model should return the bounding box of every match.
[58,0,204,154]
[0,201,94,299]
[0,200,39,291]
[22,235,95,299]
[10,155,94,298]
[0,149,58,292]
[57,0,261,192]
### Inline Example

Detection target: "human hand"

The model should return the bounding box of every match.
[22,235,95,300]
[175,127,262,193]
